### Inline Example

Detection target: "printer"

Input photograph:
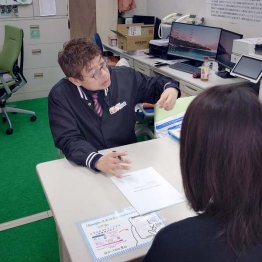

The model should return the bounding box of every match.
[232,37,262,63]
[148,39,174,60]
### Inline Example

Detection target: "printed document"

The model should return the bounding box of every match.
[79,207,165,261]
[110,167,184,215]
[39,0,56,16]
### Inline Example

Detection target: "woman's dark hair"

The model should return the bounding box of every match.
[58,38,101,81]
[180,85,262,251]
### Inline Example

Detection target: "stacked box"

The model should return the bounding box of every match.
[112,23,154,51]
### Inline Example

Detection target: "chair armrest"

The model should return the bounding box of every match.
[0,74,12,95]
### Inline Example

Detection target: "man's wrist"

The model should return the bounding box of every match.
[164,82,181,98]
[89,153,103,172]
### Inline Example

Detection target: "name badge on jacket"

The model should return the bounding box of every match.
[109,101,127,115]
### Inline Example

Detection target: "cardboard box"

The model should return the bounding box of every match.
[112,23,154,51]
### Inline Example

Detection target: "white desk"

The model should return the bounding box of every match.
[37,137,195,262]
[104,43,247,97]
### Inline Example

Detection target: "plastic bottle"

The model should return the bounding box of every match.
[201,56,210,81]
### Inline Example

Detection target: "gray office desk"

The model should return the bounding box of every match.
[104,43,247,96]
[37,137,195,262]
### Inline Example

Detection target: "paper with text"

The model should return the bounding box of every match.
[111,167,184,215]
[79,207,165,261]
[39,0,56,16]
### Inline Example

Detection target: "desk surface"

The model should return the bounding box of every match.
[37,137,195,262]
[104,43,247,91]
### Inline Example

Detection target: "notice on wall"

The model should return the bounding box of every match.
[208,0,262,23]
[38,0,56,16]
[0,0,32,5]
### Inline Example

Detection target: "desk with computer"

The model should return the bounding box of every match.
[152,22,243,79]
[104,22,262,96]
[150,22,262,95]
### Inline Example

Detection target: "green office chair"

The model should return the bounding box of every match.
[0,25,36,135]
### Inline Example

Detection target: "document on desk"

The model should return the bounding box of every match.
[79,206,165,261]
[110,167,184,215]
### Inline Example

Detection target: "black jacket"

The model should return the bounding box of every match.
[48,66,179,170]
[143,215,262,262]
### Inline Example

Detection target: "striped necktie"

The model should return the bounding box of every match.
[91,92,103,117]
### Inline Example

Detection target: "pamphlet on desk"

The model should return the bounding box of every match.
[79,206,165,261]
[110,167,184,215]
[155,112,185,140]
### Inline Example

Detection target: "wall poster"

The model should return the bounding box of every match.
[208,0,262,23]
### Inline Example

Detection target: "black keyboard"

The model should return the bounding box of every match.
[169,62,201,75]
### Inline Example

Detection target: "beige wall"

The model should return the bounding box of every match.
[147,0,262,38]
[96,0,118,43]
[96,0,148,44]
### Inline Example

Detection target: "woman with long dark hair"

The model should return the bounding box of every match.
[144,85,262,261]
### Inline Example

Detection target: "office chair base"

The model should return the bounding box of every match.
[5,106,36,116]
[6,127,13,135]
[1,106,37,134]
[30,115,37,121]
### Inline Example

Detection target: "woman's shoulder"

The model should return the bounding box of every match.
[161,214,217,235]
[143,215,232,262]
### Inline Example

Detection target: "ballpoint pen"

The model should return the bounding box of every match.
[112,150,122,160]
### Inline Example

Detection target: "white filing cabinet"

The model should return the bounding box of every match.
[0,0,69,101]
[179,80,202,97]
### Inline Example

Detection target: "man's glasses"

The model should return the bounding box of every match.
[83,61,108,80]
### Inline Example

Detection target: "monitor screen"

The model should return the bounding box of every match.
[230,55,262,83]
[216,29,243,70]
[167,22,221,62]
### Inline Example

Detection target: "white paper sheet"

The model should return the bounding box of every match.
[38,0,56,16]
[111,167,184,215]
[79,207,165,261]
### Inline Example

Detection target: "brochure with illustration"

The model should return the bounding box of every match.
[79,207,165,261]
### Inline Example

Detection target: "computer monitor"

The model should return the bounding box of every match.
[230,55,262,83]
[167,22,221,66]
[215,29,243,78]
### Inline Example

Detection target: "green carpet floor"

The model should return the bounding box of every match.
[0,97,59,262]
[0,218,59,262]
[0,97,57,223]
